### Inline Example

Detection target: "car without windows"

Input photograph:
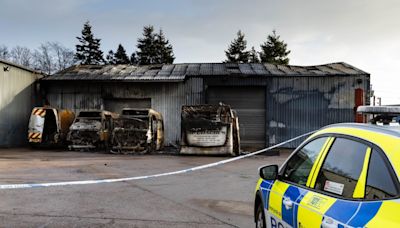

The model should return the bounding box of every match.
[110,108,164,154]
[67,110,117,151]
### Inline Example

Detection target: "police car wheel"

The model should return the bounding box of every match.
[255,203,266,228]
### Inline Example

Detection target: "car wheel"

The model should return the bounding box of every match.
[255,202,266,228]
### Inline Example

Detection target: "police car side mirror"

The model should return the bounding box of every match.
[259,165,279,180]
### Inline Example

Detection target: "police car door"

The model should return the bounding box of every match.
[355,147,400,226]
[297,137,371,228]
[267,136,331,228]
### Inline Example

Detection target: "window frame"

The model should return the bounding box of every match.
[364,147,400,200]
[312,136,370,199]
[278,135,331,187]
[279,133,400,202]
[309,133,400,201]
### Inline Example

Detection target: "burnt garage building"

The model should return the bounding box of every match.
[41,62,370,149]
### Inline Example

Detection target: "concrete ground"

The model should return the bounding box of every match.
[0,148,290,228]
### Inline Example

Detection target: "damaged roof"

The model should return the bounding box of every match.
[43,62,369,82]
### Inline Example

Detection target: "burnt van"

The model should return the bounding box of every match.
[28,107,75,147]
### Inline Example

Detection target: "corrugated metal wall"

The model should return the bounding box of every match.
[45,77,204,146]
[44,74,370,149]
[0,62,40,147]
[104,98,152,111]
[266,75,370,148]
[202,75,369,149]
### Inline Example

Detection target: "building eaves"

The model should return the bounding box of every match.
[0,58,43,75]
[42,62,369,82]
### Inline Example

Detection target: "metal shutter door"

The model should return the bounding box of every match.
[206,87,265,149]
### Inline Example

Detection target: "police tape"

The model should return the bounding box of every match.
[0,131,315,190]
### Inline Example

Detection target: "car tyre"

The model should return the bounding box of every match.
[255,202,266,228]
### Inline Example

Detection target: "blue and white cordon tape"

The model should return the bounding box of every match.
[0,131,314,190]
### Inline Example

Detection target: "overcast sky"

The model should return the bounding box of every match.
[1,0,399,104]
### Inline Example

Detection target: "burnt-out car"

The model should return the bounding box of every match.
[111,108,164,154]
[67,110,117,151]
[180,104,240,156]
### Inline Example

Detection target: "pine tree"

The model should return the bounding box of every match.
[106,50,116,64]
[130,52,138,65]
[114,44,130,64]
[136,25,157,65]
[249,46,260,63]
[136,25,175,65]
[75,21,104,65]
[259,30,290,65]
[225,30,250,63]
[155,29,175,64]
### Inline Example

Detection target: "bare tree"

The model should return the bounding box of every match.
[50,42,75,72]
[10,46,33,67]
[32,42,76,74]
[0,45,9,60]
[33,43,53,74]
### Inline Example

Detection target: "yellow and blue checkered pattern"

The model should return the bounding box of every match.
[255,124,400,228]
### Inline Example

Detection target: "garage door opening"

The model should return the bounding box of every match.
[104,98,151,113]
[206,86,266,150]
